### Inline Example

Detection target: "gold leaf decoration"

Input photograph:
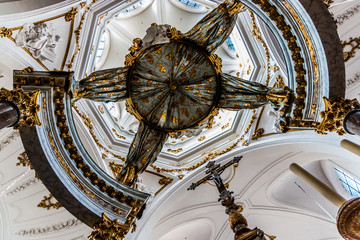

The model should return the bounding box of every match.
[316,97,360,135]
[37,194,62,210]
[65,7,78,22]
[0,88,41,129]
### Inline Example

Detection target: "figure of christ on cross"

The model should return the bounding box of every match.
[188,157,267,240]
[72,0,292,186]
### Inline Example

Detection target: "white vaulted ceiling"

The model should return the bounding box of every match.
[0,0,360,240]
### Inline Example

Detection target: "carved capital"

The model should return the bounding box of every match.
[337,198,360,240]
[0,88,41,129]
[316,97,360,135]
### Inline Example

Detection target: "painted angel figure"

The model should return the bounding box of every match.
[72,0,292,186]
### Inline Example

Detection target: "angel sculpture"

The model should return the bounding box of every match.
[72,0,291,186]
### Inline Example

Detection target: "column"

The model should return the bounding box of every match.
[290,163,360,240]
[343,110,360,135]
[289,163,346,207]
[0,101,19,129]
[341,139,360,157]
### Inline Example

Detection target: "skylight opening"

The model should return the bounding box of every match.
[94,30,110,70]
[178,0,202,7]
[226,36,236,51]
[168,0,207,13]
[335,167,360,198]
[116,0,153,19]
[122,1,144,13]
[95,33,106,64]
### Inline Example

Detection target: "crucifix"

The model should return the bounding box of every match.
[188,156,269,240]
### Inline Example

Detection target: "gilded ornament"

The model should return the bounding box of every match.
[109,162,172,196]
[37,194,62,210]
[167,148,183,153]
[228,2,245,15]
[73,105,126,161]
[251,128,264,140]
[283,2,319,83]
[337,198,360,240]
[98,105,104,114]
[151,110,257,174]
[48,131,95,199]
[0,27,12,38]
[0,88,41,129]
[112,128,126,140]
[249,11,270,85]
[316,97,360,135]
[19,66,34,74]
[342,36,360,62]
[16,151,32,168]
[118,166,137,186]
[323,0,334,8]
[159,176,173,185]
[273,75,286,89]
[98,12,109,26]
[88,213,131,240]
[206,108,219,129]
[67,8,87,70]
[210,54,222,73]
[221,122,230,130]
[167,27,184,41]
[65,7,78,22]
[124,38,143,66]
[198,136,206,141]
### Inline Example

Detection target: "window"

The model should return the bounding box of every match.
[94,30,110,69]
[335,167,360,198]
[168,0,207,13]
[122,1,144,13]
[116,0,153,19]
[95,33,106,65]
[226,36,236,51]
[178,0,202,7]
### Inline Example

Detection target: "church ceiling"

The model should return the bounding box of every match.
[0,0,359,239]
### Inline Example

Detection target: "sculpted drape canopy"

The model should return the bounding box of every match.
[72,0,291,186]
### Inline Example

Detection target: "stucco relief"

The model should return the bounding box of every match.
[15,218,82,236]
[15,23,60,63]
[0,131,19,152]
[142,24,171,48]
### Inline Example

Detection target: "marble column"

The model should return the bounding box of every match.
[290,163,346,207]
[290,163,360,240]
[344,110,360,135]
[0,101,19,129]
[341,139,360,157]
